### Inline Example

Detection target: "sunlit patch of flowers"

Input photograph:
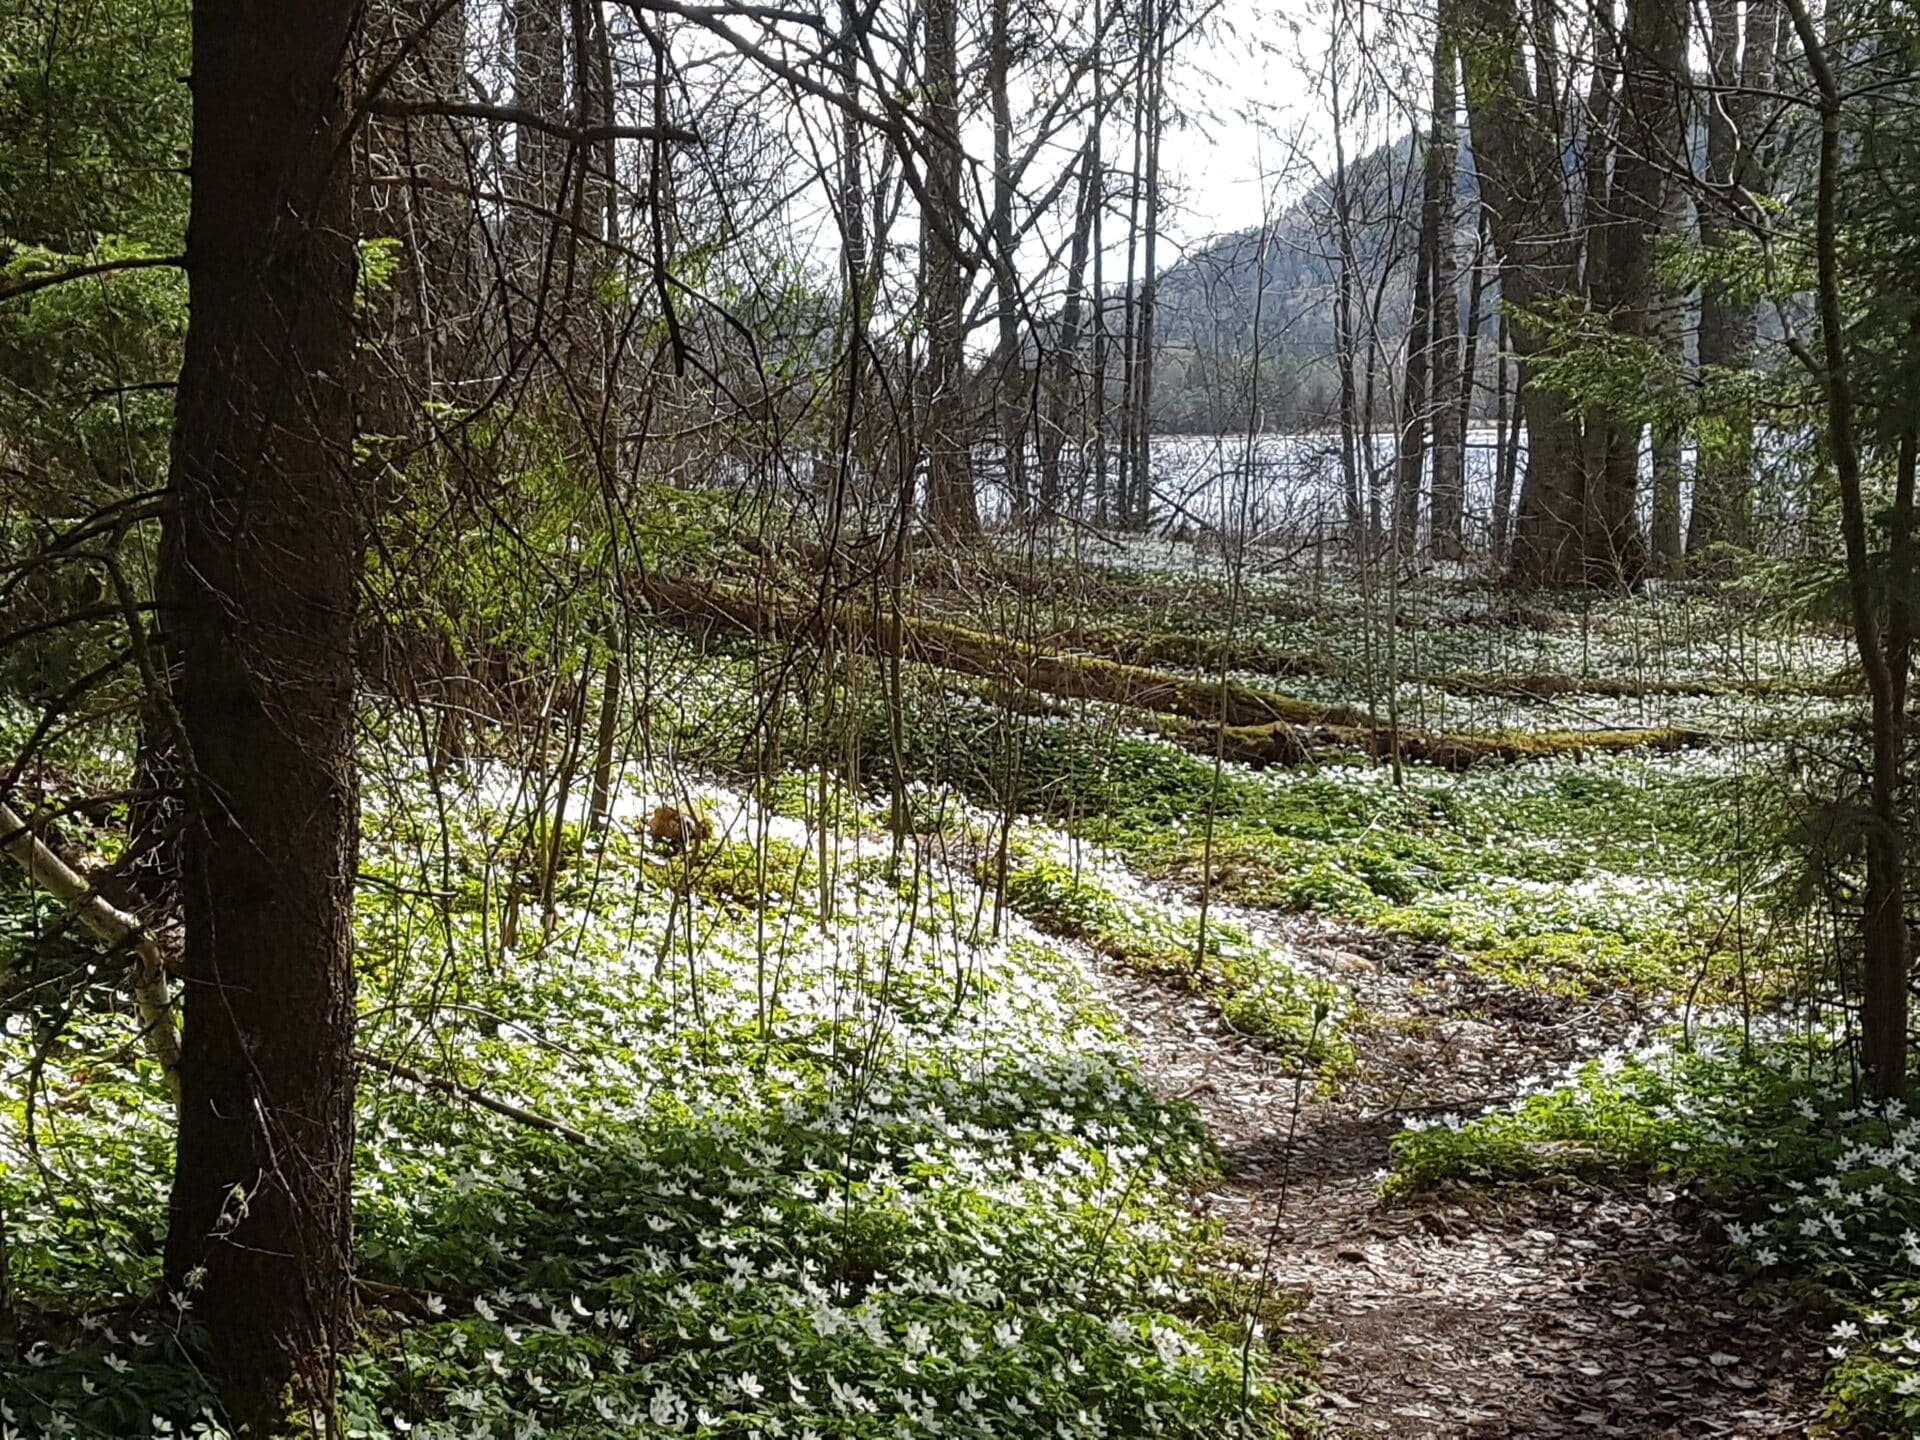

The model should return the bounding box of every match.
[1169,748,1796,1004]
[996,827,1348,1065]
[1045,533,1852,701]
[0,762,1299,1439]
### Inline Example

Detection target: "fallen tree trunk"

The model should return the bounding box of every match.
[643,575,1713,770]
[1415,668,1855,702]
[1198,718,1711,771]
[721,538,1843,702]
[643,575,1375,729]
[1026,624,1852,702]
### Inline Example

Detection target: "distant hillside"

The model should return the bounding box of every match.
[1143,132,1495,433]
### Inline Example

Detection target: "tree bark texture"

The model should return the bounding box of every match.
[921,0,979,536]
[161,3,364,1428]
[1459,0,1586,584]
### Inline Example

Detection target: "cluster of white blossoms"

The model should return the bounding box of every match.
[1719,1088,1920,1293]
[343,768,1277,1438]
[3,760,1287,1439]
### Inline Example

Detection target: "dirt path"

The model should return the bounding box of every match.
[1089,917,1825,1439]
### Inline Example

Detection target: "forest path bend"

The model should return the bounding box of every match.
[1086,918,1826,1439]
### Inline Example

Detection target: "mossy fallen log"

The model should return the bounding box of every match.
[1052,624,1333,681]
[1424,668,1855,702]
[717,534,1844,704]
[644,575,1376,728]
[1027,626,1850,703]
[646,574,1717,771]
[917,551,1572,632]
[1192,718,1711,771]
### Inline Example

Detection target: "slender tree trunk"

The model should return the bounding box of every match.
[588,1,630,838]
[509,0,569,283]
[1592,0,1683,587]
[568,0,609,273]
[1648,159,1689,572]
[1530,0,1561,115]
[1329,60,1365,553]
[360,0,472,401]
[1455,204,1491,546]
[1117,61,1144,529]
[1336,250,1364,551]
[1363,267,1394,550]
[1090,17,1110,528]
[161,1,363,1428]
[824,0,867,513]
[1576,0,1618,580]
[1787,0,1908,1098]
[1131,0,1166,530]
[989,0,1029,522]
[1427,5,1464,560]
[1491,309,1521,565]
[1042,127,1099,514]
[1395,181,1433,556]
[588,653,623,834]
[1689,0,1778,555]
[1647,65,1689,573]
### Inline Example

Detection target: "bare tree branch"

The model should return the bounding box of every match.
[363,96,700,144]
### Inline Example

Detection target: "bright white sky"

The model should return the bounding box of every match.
[1115,0,1382,256]
[1155,5,1306,246]
[714,0,1392,299]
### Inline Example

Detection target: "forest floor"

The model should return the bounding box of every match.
[852,542,1857,1435]
[6,538,1880,1438]
[1087,909,1827,1438]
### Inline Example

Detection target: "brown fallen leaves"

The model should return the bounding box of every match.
[1084,912,1825,1439]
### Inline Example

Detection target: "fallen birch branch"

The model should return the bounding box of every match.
[0,799,182,1101]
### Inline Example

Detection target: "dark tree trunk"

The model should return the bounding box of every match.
[1335,243,1364,550]
[511,0,569,232]
[507,0,580,370]
[1131,1,1166,531]
[572,0,615,255]
[1460,0,1586,584]
[1575,0,1617,578]
[1329,61,1366,553]
[161,1,364,1430]
[988,0,1029,522]
[1491,310,1523,564]
[1689,0,1779,555]
[1117,71,1144,529]
[1041,127,1099,514]
[1649,430,1684,567]
[1787,0,1908,1098]
[1647,153,1689,573]
[1394,181,1433,556]
[1592,0,1684,588]
[818,0,866,513]
[360,0,473,402]
[588,653,623,835]
[1455,204,1492,547]
[1090,55,1110,527]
